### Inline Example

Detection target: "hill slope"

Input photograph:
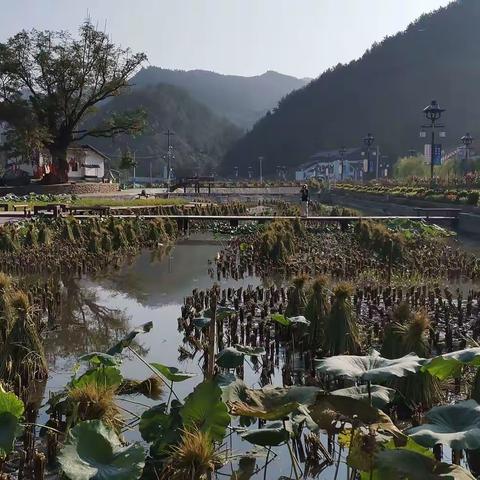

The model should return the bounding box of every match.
[132,68,310,128]
[89,83,241,177]
[222,0,479,177]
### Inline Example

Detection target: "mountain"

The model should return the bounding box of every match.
[132,68,310,128]
[88,83,241,177]
[222,0,479,177]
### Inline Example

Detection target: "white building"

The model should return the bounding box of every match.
[295,148,366,182]
[9,144,109,181]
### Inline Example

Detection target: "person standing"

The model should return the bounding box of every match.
[300,184,309,217]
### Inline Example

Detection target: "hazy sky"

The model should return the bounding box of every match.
[0,0,452,79]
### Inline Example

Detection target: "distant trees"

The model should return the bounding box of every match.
[394,156,429,179]
[0,21,147,183]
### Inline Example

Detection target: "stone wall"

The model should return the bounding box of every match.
[0,182,119,196]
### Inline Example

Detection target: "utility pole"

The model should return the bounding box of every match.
[164,129,175,191]
[376,145,380,180]
[149,160,153,185]
[133,151,136,188]
[258,156,264,184]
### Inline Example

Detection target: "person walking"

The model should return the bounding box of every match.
[300,184,309,217]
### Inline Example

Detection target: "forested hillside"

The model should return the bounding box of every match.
[89,83,241,177]
[222,0,479,177]
[132,68,309,128]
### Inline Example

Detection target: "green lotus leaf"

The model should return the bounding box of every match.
[150,363,196,382]
[316,351,424,382]
[359,436,434,478]
[149,401,182,458]
[331,385,396,408]
[221,379,249,404]
[180,380,230,442]
[216,347,245,368]
[78,352,119,367]
[225,383,321,421]
[374,449,476,480]
[139,401,183,458]
[421,348,480,380]
[270,313,291,326]
[234,345,266,356]
[240,422,289,447]
[223,381,320,409]
[106,321,153,356]
[0,390,24,419]
[407,400,480,450]
[72,366,123,390]
[0,390,24,459]
[58,420,145,480]
[139,403,169,443]
[309,393,406,442]
[192,317,210,329]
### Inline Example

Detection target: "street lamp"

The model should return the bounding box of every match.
[363,133,375,176]
[339,146,347,181]
[422,100,445,182]
[461,132,473,172]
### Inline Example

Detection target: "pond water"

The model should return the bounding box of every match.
[41,233,333,479]
[34,228,480,478]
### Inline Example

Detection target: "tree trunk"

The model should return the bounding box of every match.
[42,146,69,184]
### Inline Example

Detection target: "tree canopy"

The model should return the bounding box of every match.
[0,21,147,182]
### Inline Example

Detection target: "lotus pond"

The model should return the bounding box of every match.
[2,216,480,480]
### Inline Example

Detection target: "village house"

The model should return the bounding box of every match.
[7,144,110,182]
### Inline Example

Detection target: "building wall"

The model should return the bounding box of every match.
[82,151,105,179]
[12,147,106,180]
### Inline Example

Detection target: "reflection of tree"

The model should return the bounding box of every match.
[38,275,132,366]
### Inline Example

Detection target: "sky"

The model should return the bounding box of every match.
[0,0,453,79]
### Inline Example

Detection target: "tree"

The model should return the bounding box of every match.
[393,156,429,180]
[0,21,147,183]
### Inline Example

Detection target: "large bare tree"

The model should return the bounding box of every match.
[0,21,147,183]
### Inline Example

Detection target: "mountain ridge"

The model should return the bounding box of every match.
[131,67,310,128]
[222,0,477,176]
[88,83,242,177]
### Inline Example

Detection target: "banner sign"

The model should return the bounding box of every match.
[424,144,443,165]
[433,144,442,165]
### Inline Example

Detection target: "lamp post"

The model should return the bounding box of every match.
[363,133,375,178]
[339,147,347,181]
[422,100,445,183]
[461,132,473,174]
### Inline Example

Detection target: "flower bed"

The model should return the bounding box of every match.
[335,183,480,206]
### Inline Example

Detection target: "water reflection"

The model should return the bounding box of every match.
[38,233,342,479]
